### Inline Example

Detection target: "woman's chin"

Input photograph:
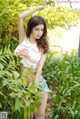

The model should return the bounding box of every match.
[36,36,41,39]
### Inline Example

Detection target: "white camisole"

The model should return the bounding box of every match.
[15,38,41,69]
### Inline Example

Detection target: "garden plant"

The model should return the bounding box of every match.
[0,0,80,119]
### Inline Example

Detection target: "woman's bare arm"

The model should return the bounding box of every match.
[35,53,46,84]
[18,5,46,43]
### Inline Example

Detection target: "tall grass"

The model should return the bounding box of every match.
[43,50,80,119]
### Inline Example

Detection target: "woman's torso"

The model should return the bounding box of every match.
[15,38,42,69]
[15,38,42,82]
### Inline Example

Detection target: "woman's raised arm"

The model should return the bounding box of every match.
[18,5,46,43]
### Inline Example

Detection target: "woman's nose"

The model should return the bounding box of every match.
[38,30,42,35]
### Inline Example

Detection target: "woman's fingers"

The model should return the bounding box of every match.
[37,4,46,10]
[21,54,31,59]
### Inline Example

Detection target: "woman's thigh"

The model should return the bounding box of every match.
[20,66,36,84]
[36,92,48,115]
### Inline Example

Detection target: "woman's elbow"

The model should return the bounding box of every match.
[18,15,24,21]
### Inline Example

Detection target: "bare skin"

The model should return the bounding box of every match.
[18,4,48,119]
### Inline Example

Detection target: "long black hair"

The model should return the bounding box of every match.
[26,16,49,53]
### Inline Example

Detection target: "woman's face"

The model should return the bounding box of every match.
[31,24,44,40]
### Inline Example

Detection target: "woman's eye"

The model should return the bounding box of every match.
[35,29,39,31]
[35,29,44,31]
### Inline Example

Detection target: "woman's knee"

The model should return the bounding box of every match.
[36,93,48,112]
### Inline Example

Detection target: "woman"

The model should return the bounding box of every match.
[15,5,51,119]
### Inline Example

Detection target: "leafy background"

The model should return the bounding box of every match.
[0,0,80,119]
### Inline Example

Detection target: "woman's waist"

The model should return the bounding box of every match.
[21,59,38,69]
[20,66,42,80]
[20,66,37,75]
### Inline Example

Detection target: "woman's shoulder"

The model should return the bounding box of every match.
[19,37,29,44]
[15,37,29,52]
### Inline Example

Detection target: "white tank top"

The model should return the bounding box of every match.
[15,38,41,69]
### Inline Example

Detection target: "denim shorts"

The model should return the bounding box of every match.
[39,77,51,93]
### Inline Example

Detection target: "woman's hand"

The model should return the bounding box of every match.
[16,48,31,59]
[37,4,46,10]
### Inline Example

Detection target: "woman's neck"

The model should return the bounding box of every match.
[29,35,36,44]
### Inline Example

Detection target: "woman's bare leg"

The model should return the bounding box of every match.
[35,92,48,119]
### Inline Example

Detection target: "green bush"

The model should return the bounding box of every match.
[0,46,43,119]
[42,51,80,119]
[0,0,80,49]
[0,45,80,119]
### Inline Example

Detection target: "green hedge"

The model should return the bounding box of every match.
[0,45,80,119]
[43,51,80,119]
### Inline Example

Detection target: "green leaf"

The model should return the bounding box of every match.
[12,70,20,79]
[10,92,17,98]
[0,63,4,70]
[14,98,23,111]
[28,84,38,94]
[25,100,30,107]
[2,79,9,86]
[0,91,4,96]
[5,70,12,78]
[0,103,2,108]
